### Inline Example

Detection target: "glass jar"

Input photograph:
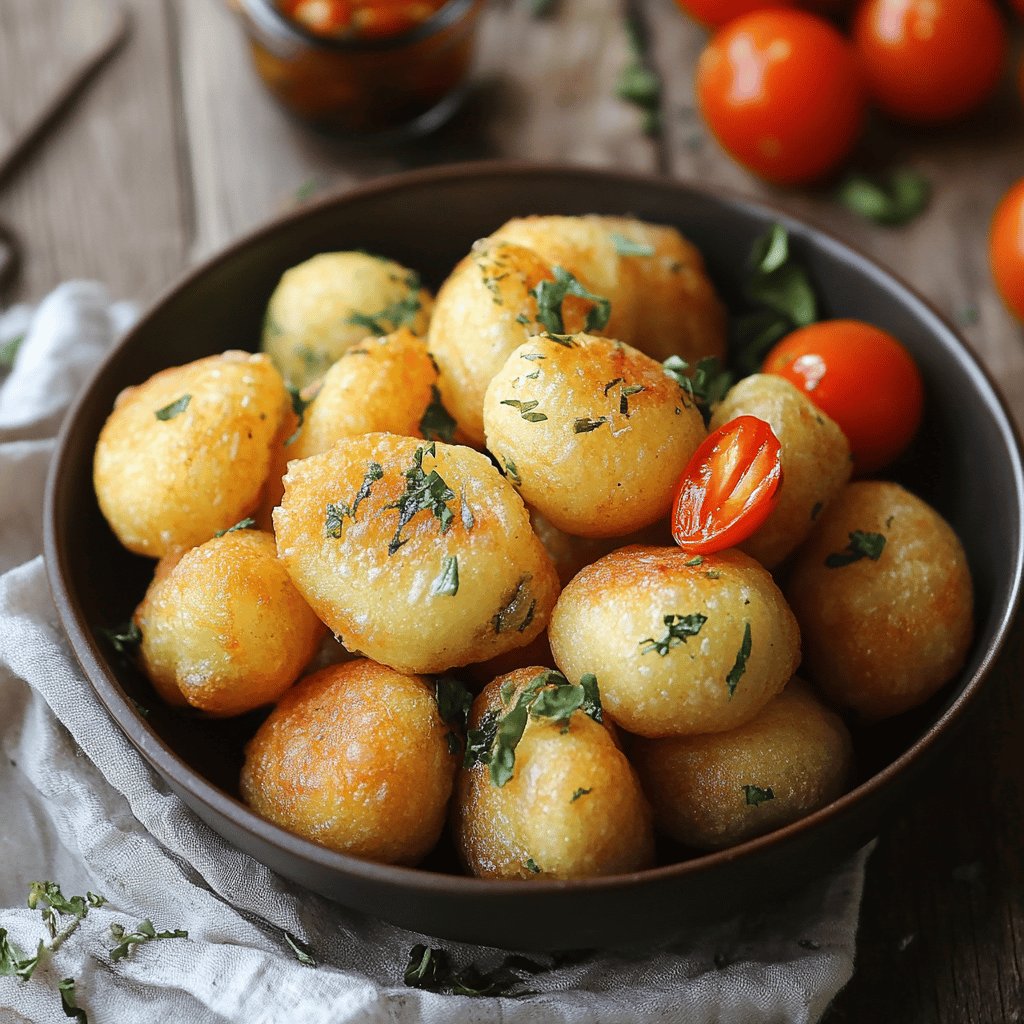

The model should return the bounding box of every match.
[236,0,484,138]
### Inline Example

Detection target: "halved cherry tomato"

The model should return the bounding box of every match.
[853,0,1007,124]
[762,320,924,475]
[695,10,866,185]
[671,415,783,554]
[990,179,1024,323]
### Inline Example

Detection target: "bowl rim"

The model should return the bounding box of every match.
[43,159,1024,901]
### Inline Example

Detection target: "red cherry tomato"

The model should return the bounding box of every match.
[990,179,1024,323]
[695,10,866,185]
[672,416,783,555]
[853,0,1007,124]
[762,320,924,475]
[673,0,796,28]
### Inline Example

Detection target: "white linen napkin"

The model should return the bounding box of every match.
[0,282,869,1024]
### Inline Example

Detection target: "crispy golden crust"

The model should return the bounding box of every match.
[453,667,655,879]
[426,241,567,446]
[483,333,706,538]
[261,252,433,389]
[630,679,853,849]
[240,660,457,864]
[135,530,324,715]
[548,546,801,737]
[290,328,438,460]
[273,434,560,674]
[786,481,974,719]
[491,214,727,364]
[710,374,852,569]
[93,352,290,558]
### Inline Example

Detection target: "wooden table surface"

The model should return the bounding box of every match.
[2,0,1023,1019]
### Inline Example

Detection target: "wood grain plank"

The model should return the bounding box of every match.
[173,0,660,257]
[0,0,190,304]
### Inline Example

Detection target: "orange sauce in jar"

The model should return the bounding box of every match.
[238,0,482,136]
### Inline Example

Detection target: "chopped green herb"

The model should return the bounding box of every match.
[58,977,87,1023]
[733,224,819,376]
[837,169,930,227]
[704,569,722,580]
[726,622,752,698]
[617,13,661,137]
[435,676,472,733]
[619,383,645,416]
[14,883,107,982]
[430,555,460,597]
[684,555,704,567]
[404,945,451,989]
[825,530,886,568]
[492,576,534,635]
[530,266,611,335]
[525,858,541,874]
[516,313,532,326]
[284,930,317,967]
[101,621,141,656]
[464,708,499,769]
[520,352,545,361]
[480,670,604,786]
[503,455,521,484]
[610,233,655,258]
[743,784,775,806]
[662,355,732,425]
[500,398,548,423]
[214,517,256,538]
[573,416,607,434]
[640,613,708,657]
[517,600,537,633]
[154,394,191,421]
[347,280,422,336]
[109,919,187,962]
[603,377,624,395]
[324,462,385,539]
[419,385,457,443]
[384,444,455,555]
[542,332,576,348]
[293,178,320,203]
[571,787,592,803]
[0,333,24,370]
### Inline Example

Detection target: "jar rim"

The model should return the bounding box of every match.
[238,0,480,53]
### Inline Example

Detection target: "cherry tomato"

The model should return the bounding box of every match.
[673,0,796,28]
[695,10,866,185]
[671,416,783,554]
[853,0,1007,124]
[763,320,924,475]
[990,180,1024,323]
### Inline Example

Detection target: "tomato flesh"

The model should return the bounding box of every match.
[672,416,783,554]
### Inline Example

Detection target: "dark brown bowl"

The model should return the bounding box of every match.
[44,162,1024,950]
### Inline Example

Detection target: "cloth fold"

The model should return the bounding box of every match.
[0,283,867,1024]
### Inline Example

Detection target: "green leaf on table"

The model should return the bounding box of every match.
[108,919,188,962]
[58,977,87,1023]
[837,169,931,227]
[0,333,24,370]
[284,930,317,968]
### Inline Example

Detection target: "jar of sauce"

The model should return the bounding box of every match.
[236,0,484,137]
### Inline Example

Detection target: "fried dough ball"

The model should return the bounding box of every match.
[274,434,560,674]
[290,329,439,460]
[427,240,585,446]
[549,546,801,737]
[261,252,433,388]
[529,509,673,587]
[453,667,655,879]
[631,679,853,849]
[94,351,291,558]
[240,660,458,864]
[709,374,852,568]
[491,214,727,364]
[135,529,324,715]
[483,333,706,538]
[786,481,974,719]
